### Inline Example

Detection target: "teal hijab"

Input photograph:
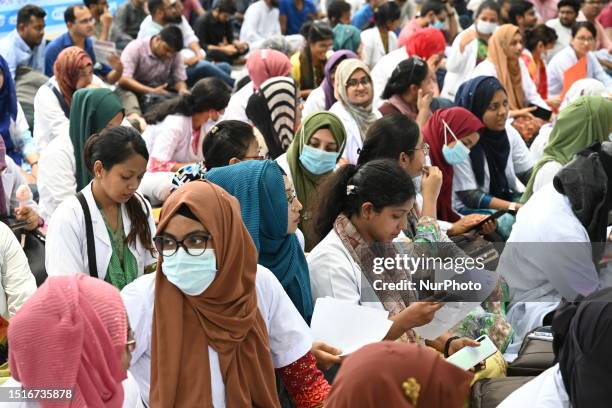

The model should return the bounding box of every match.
[69,88,124,190]
[206,160,313,323]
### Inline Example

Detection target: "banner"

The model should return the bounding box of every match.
[0,0,126,36]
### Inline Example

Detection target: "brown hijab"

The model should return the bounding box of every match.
[487,24,526,110]
[150,180,280,407]
[326,342,473,408]
[53,46,93,106]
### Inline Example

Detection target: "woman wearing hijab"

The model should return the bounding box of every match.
[498,142,612,355]
[330,59,381,165]
[246,76,300,159]
[121,180,329,407]
[33,46,102,150]
[276,112,347,251]
[6,274,144,407]
[500,288,612,407]
[0,56,38,172]
[371,28,446,108]
[205,160,312,322]
[332,24,362,53]
[470,24,552,143]
[291,21,334,98]
[303,50,357,117]
[453,76,535,239]
[326,342,473,408]
[522,96,612,201]
[222,49,292,123]
[422,107,485,223]
[37,88,124,221]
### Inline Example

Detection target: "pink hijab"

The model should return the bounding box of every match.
[8,275,128,408]
[246,49,292,90]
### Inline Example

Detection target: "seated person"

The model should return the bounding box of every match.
[193,0,249,64]
[239,0,282,50]
[118,26,188,119]
[85,0,113,41]
[110,0,148,50]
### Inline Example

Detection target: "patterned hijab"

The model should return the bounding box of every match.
[486,24,526,110]
[53,46,93,106]
[206,160,313,323]
[246,76,298,159]
[151,180,279,407]
[334,59,378,141]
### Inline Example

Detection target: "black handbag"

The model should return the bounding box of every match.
[1,217,47,286]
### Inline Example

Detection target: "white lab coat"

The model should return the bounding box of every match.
[221,82,254,123]
[498,364,569,408]
[239,1,282,50]
[545,19,572,61]
[0,222,36,320]
[121,265,313,406]
[470,59,551,110]
[302,86,326,118]
[441,26,479,100]
[360,28,398,70]
[45,182,157,281]
[452,122,534,211]
[371,47,409,108]
[546,46,612,98]
[329,101,381,165]
[2,156,37,216]
[0,373,145,408]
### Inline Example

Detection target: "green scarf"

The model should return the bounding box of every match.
[522,96,612,202]
[286,112,346,250]
[69,88,124,190]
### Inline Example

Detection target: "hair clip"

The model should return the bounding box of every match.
[346,185,357,196]
[209,125,219,135]
[402,377,420,406]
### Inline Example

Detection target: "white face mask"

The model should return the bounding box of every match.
[475,20,498,35]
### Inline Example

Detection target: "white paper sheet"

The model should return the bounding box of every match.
[413,302,481,340]
[310,297,393,356]
[92,39,117,66]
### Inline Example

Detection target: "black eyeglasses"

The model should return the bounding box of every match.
[397,56,425,81]
[346,76,371,88]
[154,232,211,256]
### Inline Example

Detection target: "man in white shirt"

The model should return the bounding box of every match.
[239,0,283,49]
[546,0,580,60]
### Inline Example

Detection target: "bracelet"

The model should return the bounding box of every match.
[444,336,461,357]
[508,202,517,211]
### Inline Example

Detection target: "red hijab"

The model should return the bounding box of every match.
[53,46,93,106]
[423,107,484,222]
[405,28,446,60]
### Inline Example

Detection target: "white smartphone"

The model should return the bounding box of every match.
[445,335,498,370]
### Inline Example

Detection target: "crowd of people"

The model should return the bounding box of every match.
[0,0,611,406]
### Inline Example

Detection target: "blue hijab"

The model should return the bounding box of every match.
[455,76,513,201]
[0,56,18,165]
[206,160,313,323]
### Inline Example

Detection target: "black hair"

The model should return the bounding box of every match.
[572,21,597,38]
[524,24,558,50]
[327,0,351,26]
[202,120,256,168]
[557,0,580,13]
[381,57,429,100]
[301,20,334,43]
[314,159,416,241]
[420,0,445,17]
[17,4,46,26]
[64,5,86,24]
[375,1,401,28]
[357,114,421,165]
[509,0,534,25]
[148,0,165,15]
[216,0,237,14]
[145,77,231,124]
[83,0,102,7]
[158,25,183,51]
[83,126,155,255]
[476,0,500,17]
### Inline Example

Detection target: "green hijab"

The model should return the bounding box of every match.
[69,88,124,190]
[286,112,346,250]
[522,96,612,202]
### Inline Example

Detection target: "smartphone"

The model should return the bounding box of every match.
[0,218,30,232]
[466,210,509,233]
[445,335,498,370]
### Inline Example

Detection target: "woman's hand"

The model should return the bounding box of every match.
[417,88,434,113]
[401,301,445,328]
[15,206,40,231]
[420,166,443,203]
[447,337,480,356]
[447,214,496,236]
[509,106,537,119]
[311,341,342,370]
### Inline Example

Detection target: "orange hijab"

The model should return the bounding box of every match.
[487,24,526,110]
[150,180,280,407]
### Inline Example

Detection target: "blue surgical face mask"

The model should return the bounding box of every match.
[432,20,446,29]
[299,144,339,175]
[441,119,471,165]
[162,248,217,296]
